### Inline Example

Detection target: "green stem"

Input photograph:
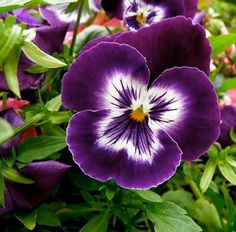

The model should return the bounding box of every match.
[69,0,85,56]
[0,112,46,146]
[2,92,7,110]
[189,179,204,199]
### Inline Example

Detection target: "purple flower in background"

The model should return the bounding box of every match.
[218,105,236,147]
[0,161,70,217]
[40,0,101,30]
[62,17,220,189]
[0,109,24,156]
[0,9,42,28]
[101,0,199,30]
[0,24,68,92]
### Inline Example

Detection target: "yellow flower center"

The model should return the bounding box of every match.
[130,105,146,123]
[136,13,147,25]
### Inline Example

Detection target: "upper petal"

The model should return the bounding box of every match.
[6,161,70,209]
[218,105,236,148]
[115,16,211,82]
[67,110,181,189]
[183,0,199,18]
[62,42,150,111]
[101,0,185,20]
[149,67,220,161]
[34,24,68,54]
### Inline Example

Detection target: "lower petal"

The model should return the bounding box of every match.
[6,161,70,209]
[67,110,181,189]
[150,67,220,161]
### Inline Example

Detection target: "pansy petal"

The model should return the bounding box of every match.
[0,56,43,92]
[34,24,68,54]
[62,42,150,111]
[218,105,236,147]
[149,67,220,161]
[101,0,124,19]
[115,16,211,82]
[80,32,122,55]
[192,11,205,25]
[0,191,14,217]
[0,109,24,156]
[6,161,70,209]
[102,0,184,20]
[67,110,181,189]
[183,0,199,18]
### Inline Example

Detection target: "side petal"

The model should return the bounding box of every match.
[62,42,150,111]
[6,161,70,209]
[183,0,199,18]
[80,32,122,55]
[0,191,14,217]
[115,16,211,82]
[0,109,24,156]
[218,105,236,147]
[149,67,220,161]
[67,110,181,189]
[101,0,124,19]
[34,24,68,54]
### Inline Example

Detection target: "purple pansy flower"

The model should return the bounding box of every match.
[0,23,68,92]
[0,161,70,217]
[101,0,199,30]
[62,17,220,189]
[39,0,101,30]
[0,109,24,156]
[218,105,236,148]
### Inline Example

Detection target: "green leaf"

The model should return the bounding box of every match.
[193,199,222,232]
[209,34,236,58]
[0,118,14,145]
[37,204,61,227]
[80,210,110,232]
[75,25,110,54]
[22,41,67,68]
[221,186,236,231]
[17,136,66,163]
[134,190,162,203]
[25,64,49,74]
[230,128,236,144]
[49,111,72,124]
[162,190,195,217]
[2,168,35,184]
[0,171,5,207]
[3,46,21,98]
[217,78,236,93]
[15,210,37,231]
[146,202,202,232]
[200,158,218,193]
[218,161,236,185]
[0,24,22,65]
[227,156,236,168]
[45,94,62,112]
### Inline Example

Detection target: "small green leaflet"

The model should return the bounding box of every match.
[209,34,236,58]
[17,136,67,163]
[218,161,236,185]
[80,210,110,232]
[3,46,21,98]
[200,158,217,193]
[2,168,35,184]
[36,204,61,227]
[22,41,67,68]
[0,118,14,145]
[145,202,202,232]
[134,190,162,203]
[15,210,38,231]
